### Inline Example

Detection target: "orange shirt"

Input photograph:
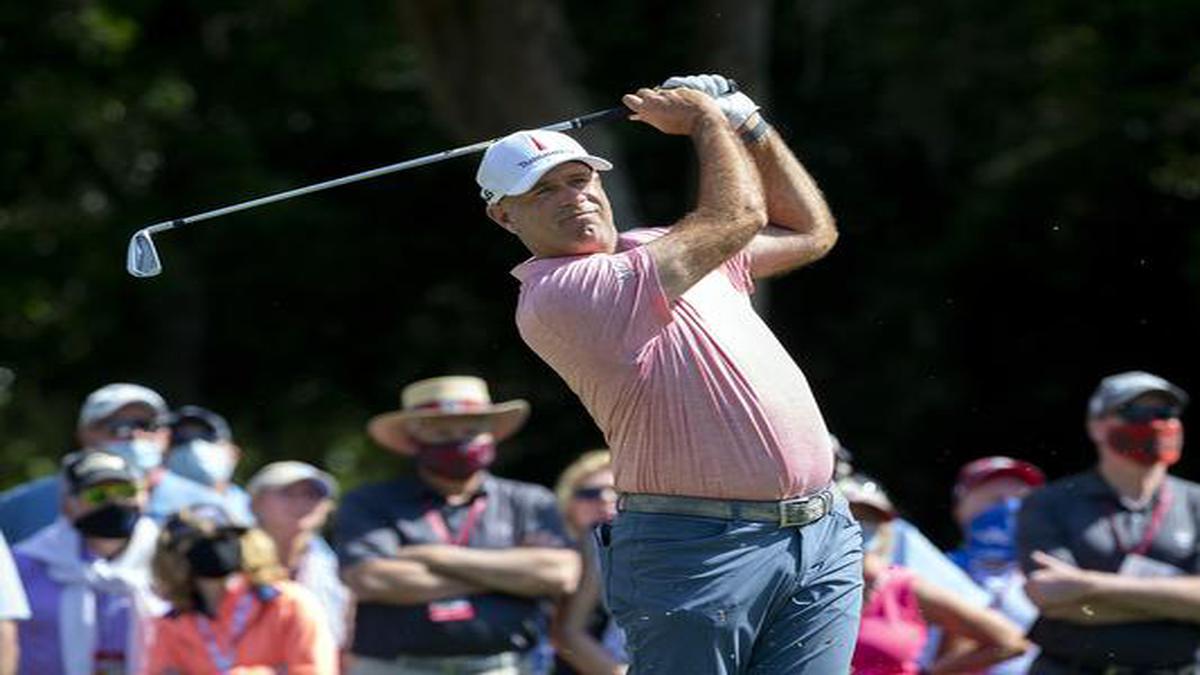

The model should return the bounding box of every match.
[146,577,337,675]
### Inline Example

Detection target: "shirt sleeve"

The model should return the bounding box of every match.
[514,486,571,549]
[0,533,30,620]
[333,489,400,568]
[1017,486,1077,573]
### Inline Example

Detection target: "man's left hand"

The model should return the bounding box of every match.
[661,73,760,131]
[1025,550,1097,608]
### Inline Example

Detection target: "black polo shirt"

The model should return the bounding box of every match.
[1017,469,1200,669]
[334,473,570,658]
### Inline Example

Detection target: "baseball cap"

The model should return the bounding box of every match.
[78,383,168,428]
[62,451,139,494]
[837,473,897,519]
[166,405,232,443]
[953,456,1045,501]
[1087,371,1189,418]
[247,461,337,499]
[476,130,612,205]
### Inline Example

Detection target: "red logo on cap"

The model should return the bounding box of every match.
[530,135,547,151]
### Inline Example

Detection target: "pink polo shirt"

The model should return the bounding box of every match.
[512,228,833,501]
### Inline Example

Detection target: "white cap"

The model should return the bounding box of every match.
[476,130,612,205]
[78,383,168,428]
[247,461,338,498]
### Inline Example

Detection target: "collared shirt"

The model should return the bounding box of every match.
[0,533,30,620]
[147,577,337,674]
[13,547,132,675]
[294,536,352,647]
[334,473,570,659]
[0,471,254,547]
[1017,468,1200,668]
[512,228,834,501]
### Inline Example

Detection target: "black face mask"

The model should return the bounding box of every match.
[74,503,140,539]
[186,535,243,578]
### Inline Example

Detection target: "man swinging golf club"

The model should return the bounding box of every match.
[477,74,860,673]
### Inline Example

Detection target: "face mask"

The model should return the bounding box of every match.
[105,439,165,473]
[166,440,235,487]
[1107,419,1184,467]
[415,438,496,480]
[186,535,243,578]
[74,503,140,539]
[964,497,1021,565]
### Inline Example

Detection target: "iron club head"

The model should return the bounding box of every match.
[127,229,163,278]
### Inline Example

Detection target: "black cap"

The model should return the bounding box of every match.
[62,451,138,494]
[166,405,232,443]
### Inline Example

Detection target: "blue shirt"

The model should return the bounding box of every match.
[145,471,255,525]
[0,476,61,545]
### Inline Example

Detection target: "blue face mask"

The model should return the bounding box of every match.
[964,496,1022,564]
[105,439,165,474]
[166,440,236,487]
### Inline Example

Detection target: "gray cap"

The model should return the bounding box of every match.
[1087,371,1189,418]
[247,461,337,498]
[78,383,167,428]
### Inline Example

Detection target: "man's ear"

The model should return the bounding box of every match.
[1086,417,1106,445]
[486,203,517,234]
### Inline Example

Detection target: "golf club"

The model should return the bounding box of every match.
[125,106,630,278]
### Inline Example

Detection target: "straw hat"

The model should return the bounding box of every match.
[367,376,530,455]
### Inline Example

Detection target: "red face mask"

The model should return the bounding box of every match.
[415,438,496,480]
[1107,419,1184,466]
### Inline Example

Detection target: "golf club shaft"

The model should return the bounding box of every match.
[147,105,630,234]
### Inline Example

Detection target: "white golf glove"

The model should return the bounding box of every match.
[660,73,760,131]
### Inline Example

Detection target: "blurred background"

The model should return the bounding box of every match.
[2,0,1198,545]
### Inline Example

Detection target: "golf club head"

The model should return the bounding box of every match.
[127,229,163,277]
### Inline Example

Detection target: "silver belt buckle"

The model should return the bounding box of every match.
[779,493,826,527]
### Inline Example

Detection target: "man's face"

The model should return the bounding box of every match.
[487,162,617,258]
[405,416,494,445]
[78,402,170,452]
[1089,391,1184,467]
[566,468,617,531]
[252,480,332,537]
[954,477,1035,526]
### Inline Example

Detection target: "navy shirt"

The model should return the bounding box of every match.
[335,473,570,658]
[1017,469,1200,668]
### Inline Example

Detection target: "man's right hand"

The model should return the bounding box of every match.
[622,87,725,137]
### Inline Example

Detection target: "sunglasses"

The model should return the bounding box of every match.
[572,486,616,501]
[1115,404,1181,424]
[103,418,162,437]
[78,482,138,506]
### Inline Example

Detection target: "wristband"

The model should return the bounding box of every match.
[740,116,771,144]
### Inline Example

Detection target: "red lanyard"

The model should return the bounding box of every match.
[1108,483,1172,557]
[424,497,488,546]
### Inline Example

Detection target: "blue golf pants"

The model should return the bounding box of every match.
[597,491,864,674]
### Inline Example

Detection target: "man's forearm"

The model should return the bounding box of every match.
[341,558,484,605]
[744,115,835,239]
[1085,572,1200,623]
[0,620,18,675]
[1039,598,1159,624]
[405,544,581,599]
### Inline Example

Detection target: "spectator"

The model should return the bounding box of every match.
[1019,371,1200,673]
[13,451,166,675]
[0,532,30,675]
[147,504,337,674]
[337,375,580,675]
[248,460,351,648]
[842,473,1030,673]
[948,456,1045,674]
[551,450,626,675]
[0,383,169,543]
[159,405,254,524]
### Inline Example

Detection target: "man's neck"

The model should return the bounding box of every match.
[84,537,128,560]
[1098,455,1167,505]
[418,468,485,506]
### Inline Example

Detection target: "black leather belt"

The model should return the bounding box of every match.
[617,489,834,528]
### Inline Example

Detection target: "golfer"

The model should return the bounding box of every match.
[476,74,860,673]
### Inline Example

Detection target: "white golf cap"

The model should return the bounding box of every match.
[78,383,168,428]
[476,130,612,205]
[247,461,338,498]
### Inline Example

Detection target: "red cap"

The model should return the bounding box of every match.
[954,456,1045,501]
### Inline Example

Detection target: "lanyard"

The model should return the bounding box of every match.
[424,497,488,546]
[195,590,256,674]
[1108,483,1172,557]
